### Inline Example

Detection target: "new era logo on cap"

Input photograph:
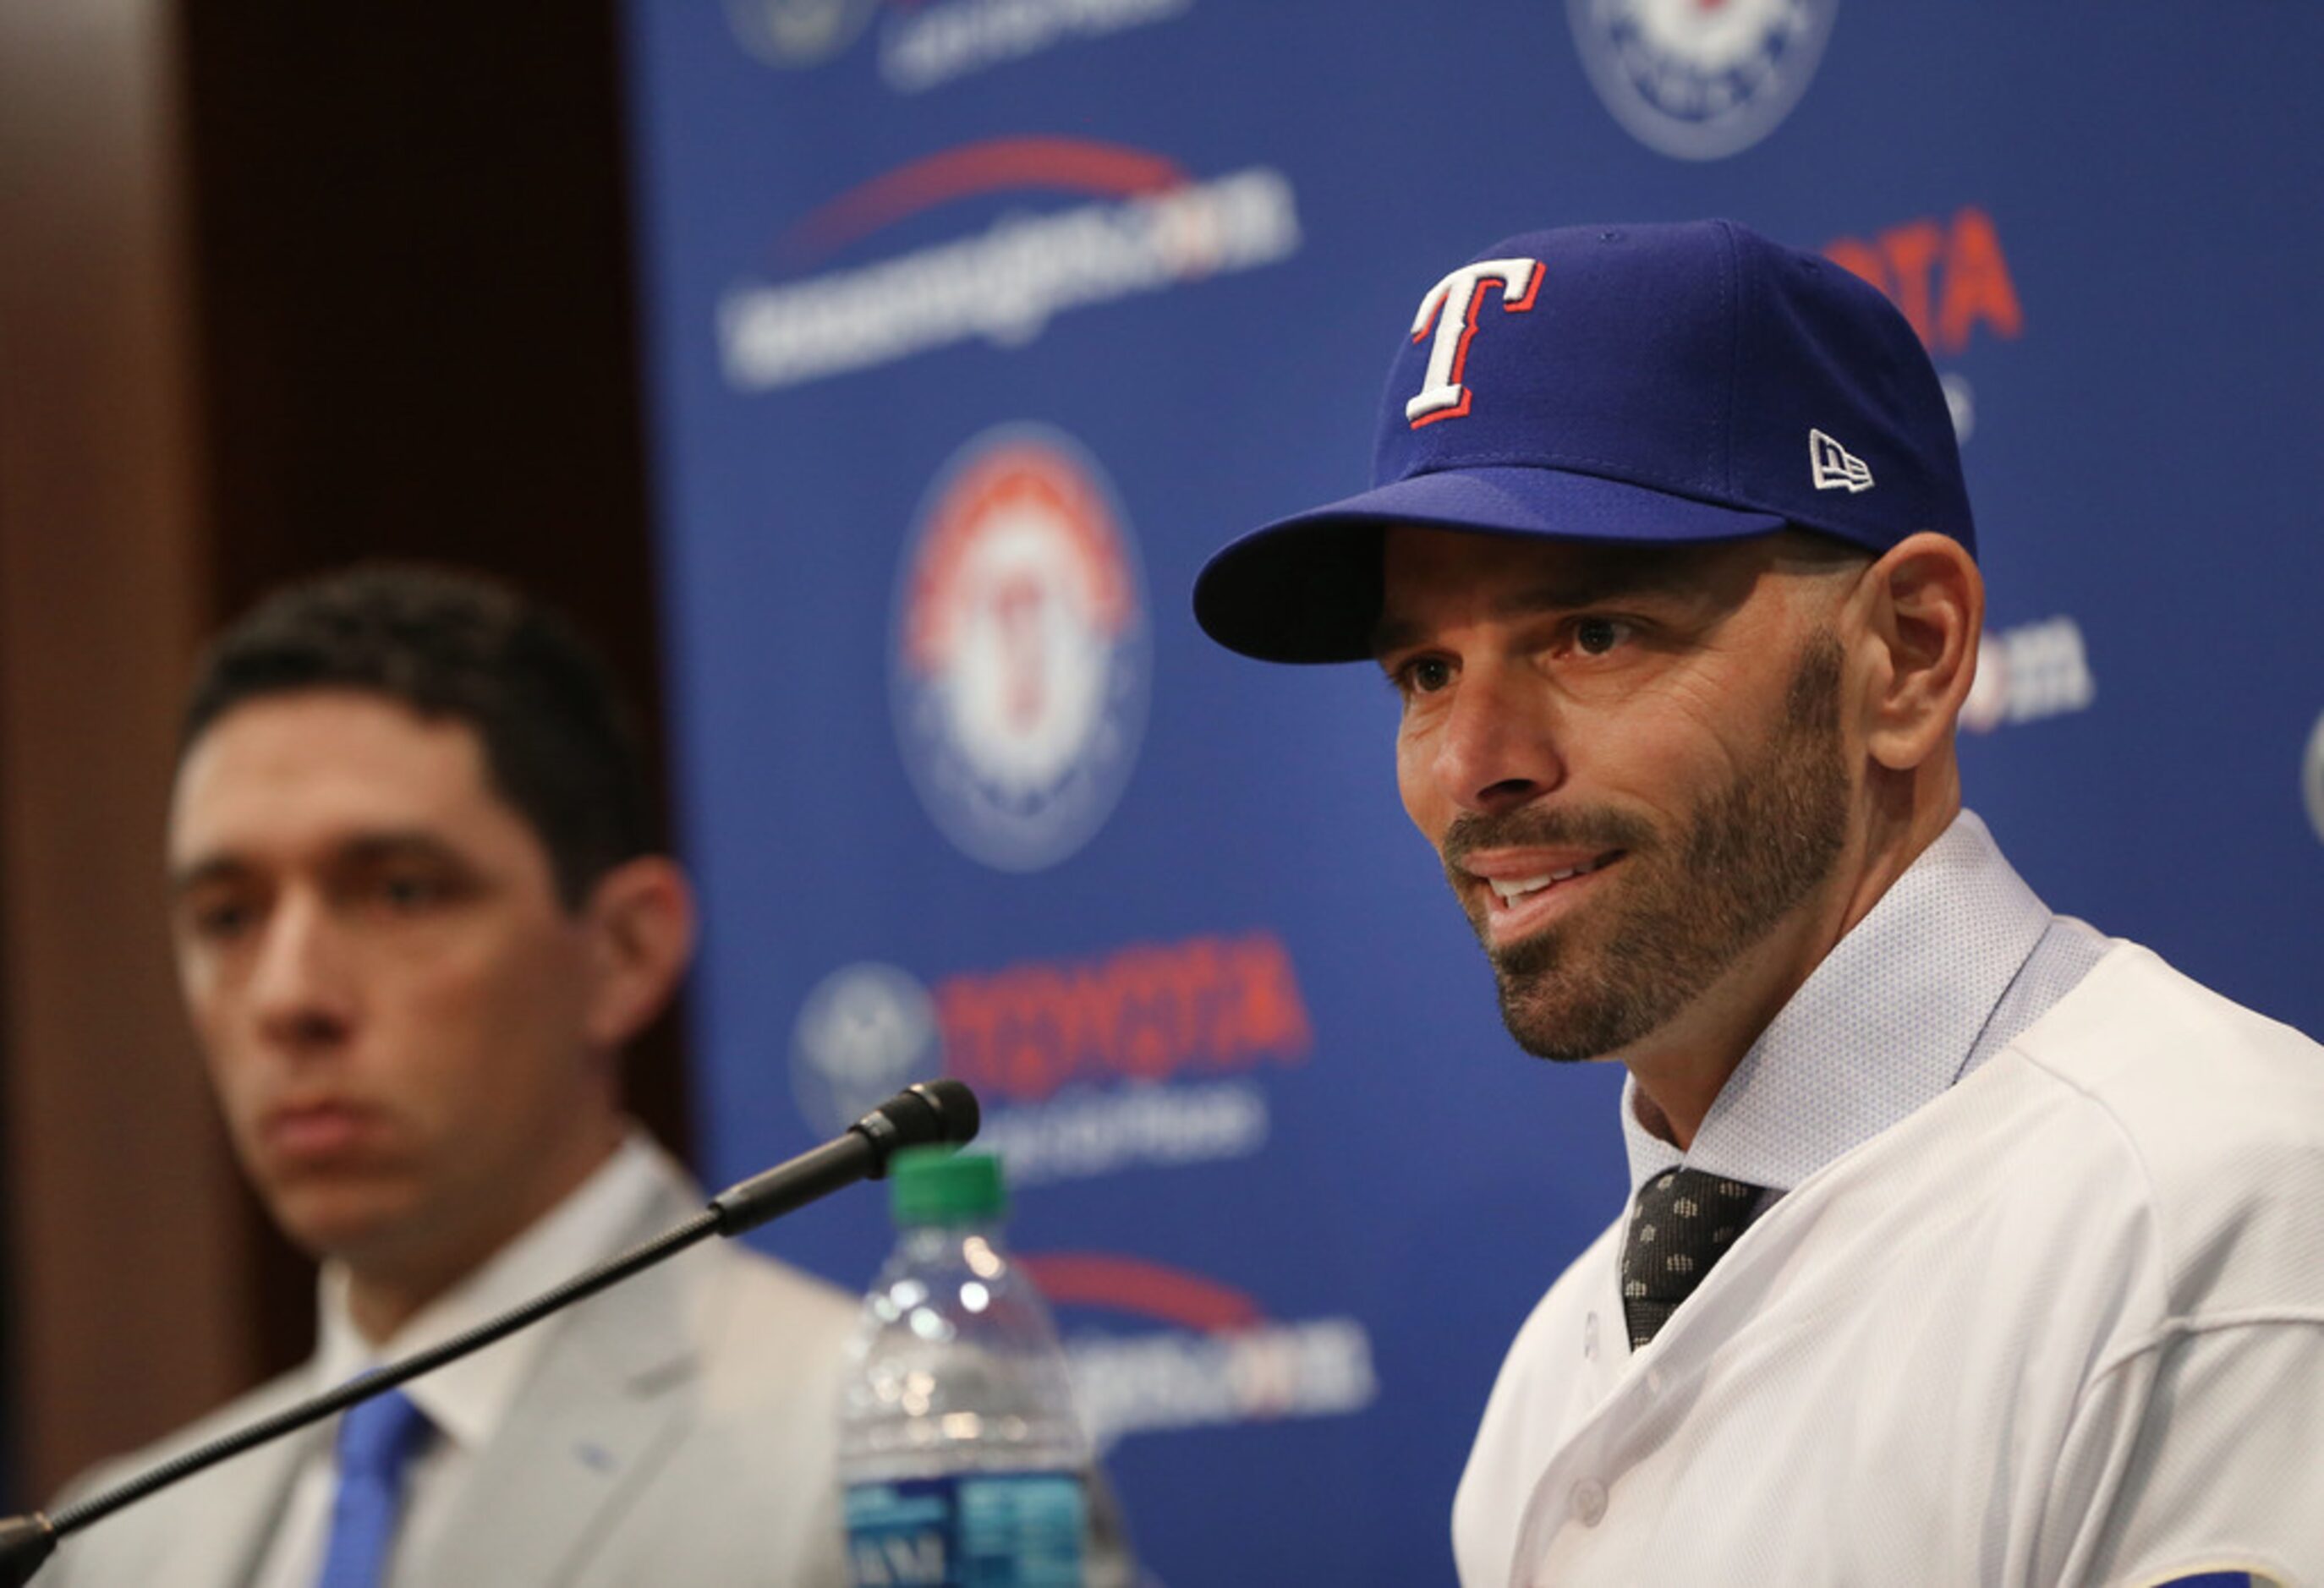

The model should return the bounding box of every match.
[1809,429,1874,494]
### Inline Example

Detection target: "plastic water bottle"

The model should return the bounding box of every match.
[839,1147,1092,1587]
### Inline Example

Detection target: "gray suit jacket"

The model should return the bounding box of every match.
[42,1158,862,1586]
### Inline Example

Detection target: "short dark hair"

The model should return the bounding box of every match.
[180,565,655,907]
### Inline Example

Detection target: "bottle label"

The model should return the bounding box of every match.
[845,1472,1087,1587]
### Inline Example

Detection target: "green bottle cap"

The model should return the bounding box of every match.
[890,1147,1006,1226]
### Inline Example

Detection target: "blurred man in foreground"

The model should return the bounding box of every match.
[1195,221,2324,1585]
[50,567,858,1585]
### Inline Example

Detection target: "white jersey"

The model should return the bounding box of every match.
[1453,943,2324,1586]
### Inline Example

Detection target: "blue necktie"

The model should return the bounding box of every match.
[315,1388,434,1588]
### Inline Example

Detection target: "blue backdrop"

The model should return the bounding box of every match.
[621,4,2324,1581]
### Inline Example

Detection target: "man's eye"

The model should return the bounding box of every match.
[1400,657,1455,694]
[189,901,255,941]
[375,873,449,912]
[1572,617,1631,656]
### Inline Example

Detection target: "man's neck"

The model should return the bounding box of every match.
[343,1125,624,1345]
[1624,780,1960,1152]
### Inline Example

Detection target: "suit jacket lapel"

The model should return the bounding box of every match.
[99,1372,317,1588]
[196,1431,310,1588]
[407,1175,707,1588]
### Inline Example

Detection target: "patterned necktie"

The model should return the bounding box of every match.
[315,1388,434,1588]
[1620,1168,1764,1350]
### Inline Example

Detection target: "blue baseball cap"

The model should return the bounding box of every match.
[1192,220,1974,663]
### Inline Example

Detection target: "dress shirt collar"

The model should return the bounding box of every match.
[313,1129,667,1453]
[1620,808,2053,1197]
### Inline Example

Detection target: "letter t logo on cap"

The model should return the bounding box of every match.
[1406,259,1543,427]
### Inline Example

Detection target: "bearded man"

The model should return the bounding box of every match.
[1193,222,2324,1587]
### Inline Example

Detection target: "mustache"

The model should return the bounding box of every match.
[1439,805,1658,873]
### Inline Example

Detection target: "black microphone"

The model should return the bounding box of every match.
[712,1076,978,1235]
[0,1080,980,1588]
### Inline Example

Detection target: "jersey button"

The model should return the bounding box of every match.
[1582,1312,1599,1361]
[1569,1479,1608,1527]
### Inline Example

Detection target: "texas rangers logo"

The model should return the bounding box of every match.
[1568,0,1838,161]
[1407,259,1543,427]
[892,424,1150,873]
[790,961,941,1138]
[2305,709,2324,847]
[725,0,881,67]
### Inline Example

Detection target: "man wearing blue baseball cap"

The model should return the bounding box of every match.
[1195,222,2324,1586]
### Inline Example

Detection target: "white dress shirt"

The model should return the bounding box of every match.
[252,1132,666,1588]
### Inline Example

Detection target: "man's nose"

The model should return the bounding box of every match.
[248,891,354,1048]
[1433,664,1567,816]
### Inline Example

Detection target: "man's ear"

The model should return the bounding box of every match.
[1857,532,1982,772]
[578,855,697,1051]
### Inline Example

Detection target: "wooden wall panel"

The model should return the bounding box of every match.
[0,0,255,1501]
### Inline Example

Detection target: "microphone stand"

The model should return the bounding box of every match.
[0,1079,978,1587]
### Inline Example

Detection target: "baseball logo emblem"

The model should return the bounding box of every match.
[892,423,1151,872]
[2305,709,2324,848]
[725,0,880,67]
[790,962,942,1139]
[1568,0,1838,161]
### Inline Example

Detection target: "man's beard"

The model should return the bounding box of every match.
[1441,632,1850,1063]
